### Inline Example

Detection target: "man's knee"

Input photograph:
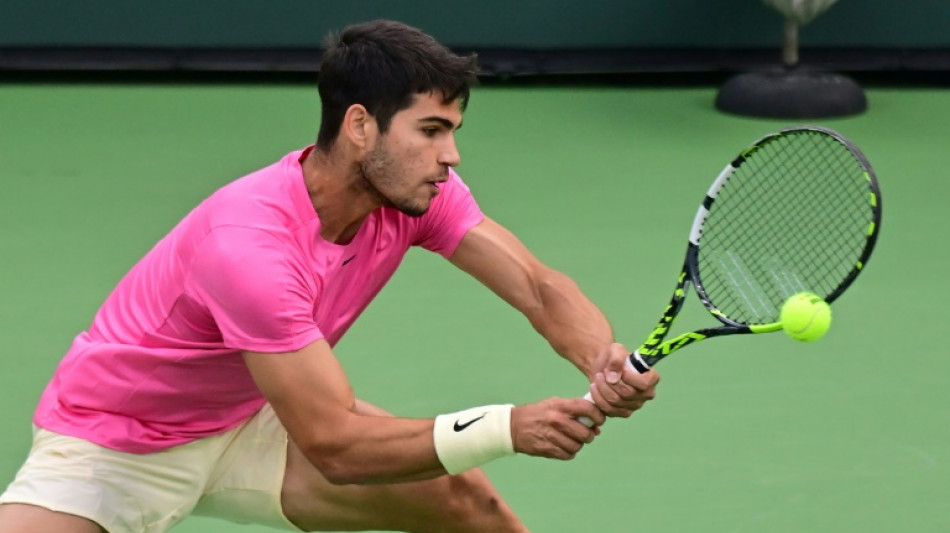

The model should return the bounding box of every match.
[437,471,506,522]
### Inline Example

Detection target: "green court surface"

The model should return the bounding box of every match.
[1,82,948,532]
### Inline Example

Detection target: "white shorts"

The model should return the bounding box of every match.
[0,404,302,533]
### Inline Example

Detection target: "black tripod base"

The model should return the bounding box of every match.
[715,68,867,119]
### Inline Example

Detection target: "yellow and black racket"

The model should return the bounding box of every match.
[592,126,882,387]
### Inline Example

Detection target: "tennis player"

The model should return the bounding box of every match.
[0,20,659,533]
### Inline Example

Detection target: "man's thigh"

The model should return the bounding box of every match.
[0,503,105,533]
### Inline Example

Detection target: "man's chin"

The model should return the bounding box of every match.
[401,206,429,218]
[397,201,430,218]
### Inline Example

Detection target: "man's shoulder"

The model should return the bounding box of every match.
[201,151,311,234]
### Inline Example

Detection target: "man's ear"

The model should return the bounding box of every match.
[341,104,379,152]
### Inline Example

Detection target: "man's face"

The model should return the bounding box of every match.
[359,92,463,217]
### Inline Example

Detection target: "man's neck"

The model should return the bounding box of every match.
[301,147,382,244]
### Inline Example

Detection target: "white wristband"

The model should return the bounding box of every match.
[433,404,515,475]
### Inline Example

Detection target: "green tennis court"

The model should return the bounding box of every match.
[1,82,947,532]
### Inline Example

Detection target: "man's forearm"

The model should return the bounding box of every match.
[524,269,615,380]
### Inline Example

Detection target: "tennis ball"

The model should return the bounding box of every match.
[780,292,831,342]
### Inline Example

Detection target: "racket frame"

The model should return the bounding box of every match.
[630,126,882,372]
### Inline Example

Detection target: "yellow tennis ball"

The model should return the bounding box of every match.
[780,292,831,342]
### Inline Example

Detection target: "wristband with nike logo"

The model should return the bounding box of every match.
[433,404,515,475]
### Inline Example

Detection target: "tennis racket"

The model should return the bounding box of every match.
[583,126,882,416]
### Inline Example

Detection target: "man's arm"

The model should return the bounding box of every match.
[244,339,605,485]
[244,341,443,484]
[449,217,659,416]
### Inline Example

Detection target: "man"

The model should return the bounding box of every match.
[0,19,659,533]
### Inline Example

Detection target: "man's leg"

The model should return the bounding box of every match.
[0,504,105,533]
[280,400,529,533]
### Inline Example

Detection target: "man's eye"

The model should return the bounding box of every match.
[422,127,439,136]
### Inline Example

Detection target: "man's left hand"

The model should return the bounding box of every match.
[587,342,660,418]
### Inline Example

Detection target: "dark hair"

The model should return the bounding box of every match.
[315,20,479,151]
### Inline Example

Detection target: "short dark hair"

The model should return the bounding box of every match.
[315,20,479,151]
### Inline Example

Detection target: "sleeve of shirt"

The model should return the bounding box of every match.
[413,170,485,257]
[187,226,325,353]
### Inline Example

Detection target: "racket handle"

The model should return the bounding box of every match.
[578,351,651,427]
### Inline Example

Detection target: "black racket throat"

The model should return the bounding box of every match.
[632,251,752,369]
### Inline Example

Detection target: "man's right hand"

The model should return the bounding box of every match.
[510,398,605,460]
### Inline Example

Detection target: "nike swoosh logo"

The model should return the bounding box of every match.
[453,413,487,432]
[342,255,357,266]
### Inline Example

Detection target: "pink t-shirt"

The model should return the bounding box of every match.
[34,147,484,453]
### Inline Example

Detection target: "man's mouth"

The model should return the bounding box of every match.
[432,168,449,184]
[426,175,448,188]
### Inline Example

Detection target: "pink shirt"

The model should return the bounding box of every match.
[34,147,484,453]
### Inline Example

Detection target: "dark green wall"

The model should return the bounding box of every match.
[2,0,949,49]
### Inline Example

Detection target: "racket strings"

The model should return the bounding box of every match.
[696,130,875,324]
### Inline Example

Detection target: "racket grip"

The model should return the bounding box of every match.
[578,351,651,427]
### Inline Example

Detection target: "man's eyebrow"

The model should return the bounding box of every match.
[419,116,463,131]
